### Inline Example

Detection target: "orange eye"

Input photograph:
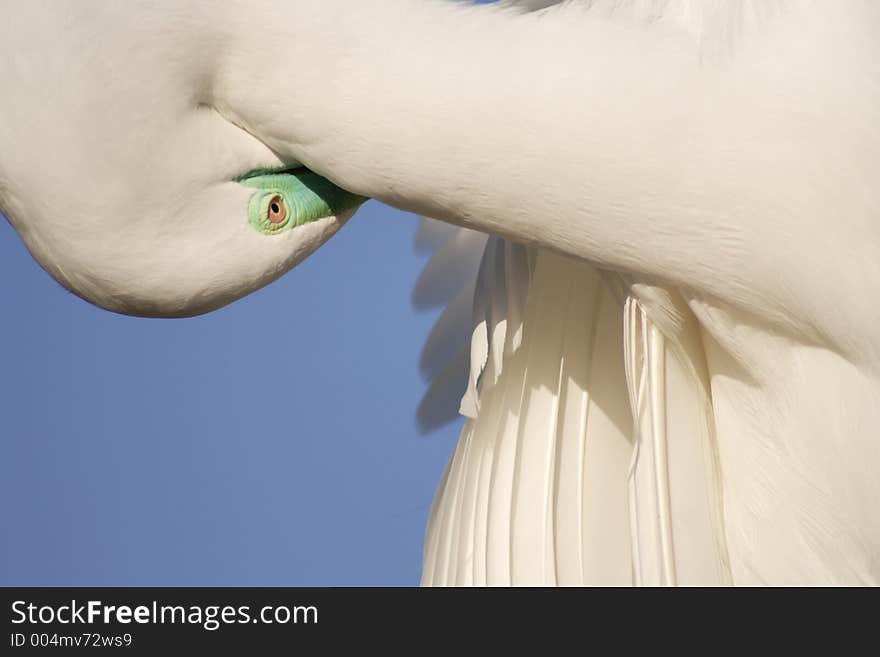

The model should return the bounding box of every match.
[266,195,288,224]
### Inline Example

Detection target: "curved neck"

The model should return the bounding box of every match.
[214,1,857,355]
[216,0,700,269]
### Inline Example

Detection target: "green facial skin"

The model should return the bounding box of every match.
[236,166,367,235]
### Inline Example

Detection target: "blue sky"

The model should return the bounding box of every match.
[0,200,463,586]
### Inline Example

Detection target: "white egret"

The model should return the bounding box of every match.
[1,0,878,585]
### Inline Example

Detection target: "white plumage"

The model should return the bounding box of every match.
[2,0,879,585]
[417,0,880,585]
[418,227,733,585]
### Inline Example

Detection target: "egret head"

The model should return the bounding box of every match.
[0,1,370,318]
[0,136,365,318]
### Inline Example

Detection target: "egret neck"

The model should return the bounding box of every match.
[215,0,878,361]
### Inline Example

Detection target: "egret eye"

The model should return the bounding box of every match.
[238,166,367,236]
[266,195,288,225]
